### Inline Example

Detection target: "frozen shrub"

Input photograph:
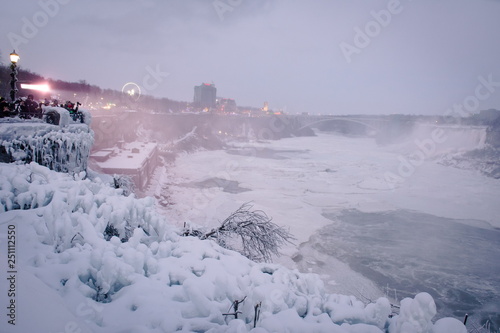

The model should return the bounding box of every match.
[184,202,295,262]
[113,174,135,196]
[104,223,119,241]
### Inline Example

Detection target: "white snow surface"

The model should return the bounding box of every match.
[93,142,157,169]
[162,131,499,237]
[0,162,464,332]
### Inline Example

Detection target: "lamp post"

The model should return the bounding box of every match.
[9,50,20,102]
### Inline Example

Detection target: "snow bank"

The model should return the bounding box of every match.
[0,162,465,332]
[79,108,92,126]
[388,293,467,333]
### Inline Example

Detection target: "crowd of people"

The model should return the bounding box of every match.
[0,95,82,121]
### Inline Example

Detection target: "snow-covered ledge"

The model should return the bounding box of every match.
[0,119,94,173]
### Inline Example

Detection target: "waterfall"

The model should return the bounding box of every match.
[385,123,489,159]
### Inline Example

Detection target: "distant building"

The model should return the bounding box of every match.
[193,83,216,109]
[90,141,158,190]
[217,98,237,113]
[262,101,269,112]
[477,109,500,122]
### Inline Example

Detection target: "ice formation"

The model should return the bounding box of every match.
[0,111,93,173]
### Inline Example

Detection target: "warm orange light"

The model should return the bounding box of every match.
[10,50,20,64]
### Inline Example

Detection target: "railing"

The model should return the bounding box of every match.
[0,108,85,125]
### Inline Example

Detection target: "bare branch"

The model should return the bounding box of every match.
[185,202,295,262]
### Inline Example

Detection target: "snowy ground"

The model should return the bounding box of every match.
[0,132,472,332]
[154,129,500,329]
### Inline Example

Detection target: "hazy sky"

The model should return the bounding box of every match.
[1,0,500,115]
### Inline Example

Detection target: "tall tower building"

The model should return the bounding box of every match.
[193,83,216,109]
[263,101,269,112]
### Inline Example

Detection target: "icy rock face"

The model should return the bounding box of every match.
[0,163,467,333]
[0,121,93,173]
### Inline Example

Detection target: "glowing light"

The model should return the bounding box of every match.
[102,103,116,110]
[121,82,141,101]
[10,51,20,64]
[20,83,50,92]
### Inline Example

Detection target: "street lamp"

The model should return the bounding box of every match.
[9,50,20,102]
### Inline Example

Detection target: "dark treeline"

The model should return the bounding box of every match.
[0,64,189,113]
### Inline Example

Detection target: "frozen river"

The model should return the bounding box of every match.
[299,209,500,327]
[148,128,500,330]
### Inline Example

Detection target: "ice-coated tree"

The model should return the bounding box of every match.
[183,202,295,262]
[113,174,135,196]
